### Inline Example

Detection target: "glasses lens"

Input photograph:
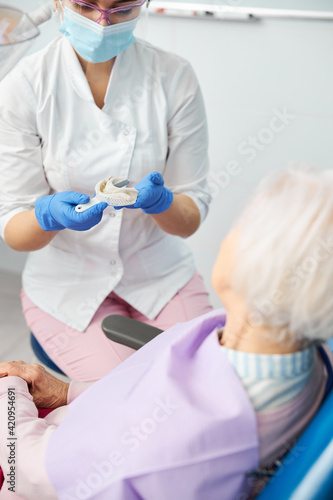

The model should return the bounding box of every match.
[65,1,100,22]
[110,2,141,23]
[66,1,144,24]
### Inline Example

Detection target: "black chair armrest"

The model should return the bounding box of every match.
[101,315,163,350]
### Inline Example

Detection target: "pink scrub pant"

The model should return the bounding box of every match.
[21,272,212,383]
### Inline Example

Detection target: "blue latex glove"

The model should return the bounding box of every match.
[115,172,173,214]
[35,191,108,231]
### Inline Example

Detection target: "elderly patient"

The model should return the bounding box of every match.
[0,166,332,500]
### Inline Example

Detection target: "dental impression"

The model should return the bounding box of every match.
[75,176,138,212]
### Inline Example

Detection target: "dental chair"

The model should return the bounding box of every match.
[101,316,333,500]
[30,333,66,375]
[31,318,333,500]
[30,316,162,375]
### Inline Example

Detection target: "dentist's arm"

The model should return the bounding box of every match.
[116,172,201,238]
[4,210,58,251]
[4,191,107,252]
[150,194,200,238]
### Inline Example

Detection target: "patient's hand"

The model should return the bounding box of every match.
[0,361,69,409]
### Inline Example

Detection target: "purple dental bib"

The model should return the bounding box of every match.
[45,309,259,500]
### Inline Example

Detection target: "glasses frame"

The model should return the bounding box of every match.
[66,0,147,25]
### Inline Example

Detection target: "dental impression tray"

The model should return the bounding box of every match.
[75,177,138,212]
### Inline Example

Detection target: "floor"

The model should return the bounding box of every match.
[0,270,70,382]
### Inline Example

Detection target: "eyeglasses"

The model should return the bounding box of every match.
[65,0,147,25]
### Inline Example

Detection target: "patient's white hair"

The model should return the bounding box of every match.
[233,165,333,344]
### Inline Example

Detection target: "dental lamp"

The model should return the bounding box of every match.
[0,3,53,80]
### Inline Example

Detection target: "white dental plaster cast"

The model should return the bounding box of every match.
[75,176,138,212]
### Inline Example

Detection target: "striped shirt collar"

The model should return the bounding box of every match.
[220,343,315,379]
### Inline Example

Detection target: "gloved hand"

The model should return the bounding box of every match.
[115,172,173,214]
[35,191,108,231]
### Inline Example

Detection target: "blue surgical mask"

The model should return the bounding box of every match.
[59,7,139,63]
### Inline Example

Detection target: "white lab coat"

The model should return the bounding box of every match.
[0,36,211,331]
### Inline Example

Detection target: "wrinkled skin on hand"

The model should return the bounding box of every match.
[0,360,69,409]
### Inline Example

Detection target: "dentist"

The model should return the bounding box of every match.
[0,0,212,382]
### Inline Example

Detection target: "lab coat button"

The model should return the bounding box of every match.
[109,213,116,217]
[121,143,128,152]
[110,260,116,265]
[123,129,129,136]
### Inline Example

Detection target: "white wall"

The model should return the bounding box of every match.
[1,1,333,309]
[149,12,333,307]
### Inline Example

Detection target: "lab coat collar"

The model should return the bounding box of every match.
[61,36,126,107]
